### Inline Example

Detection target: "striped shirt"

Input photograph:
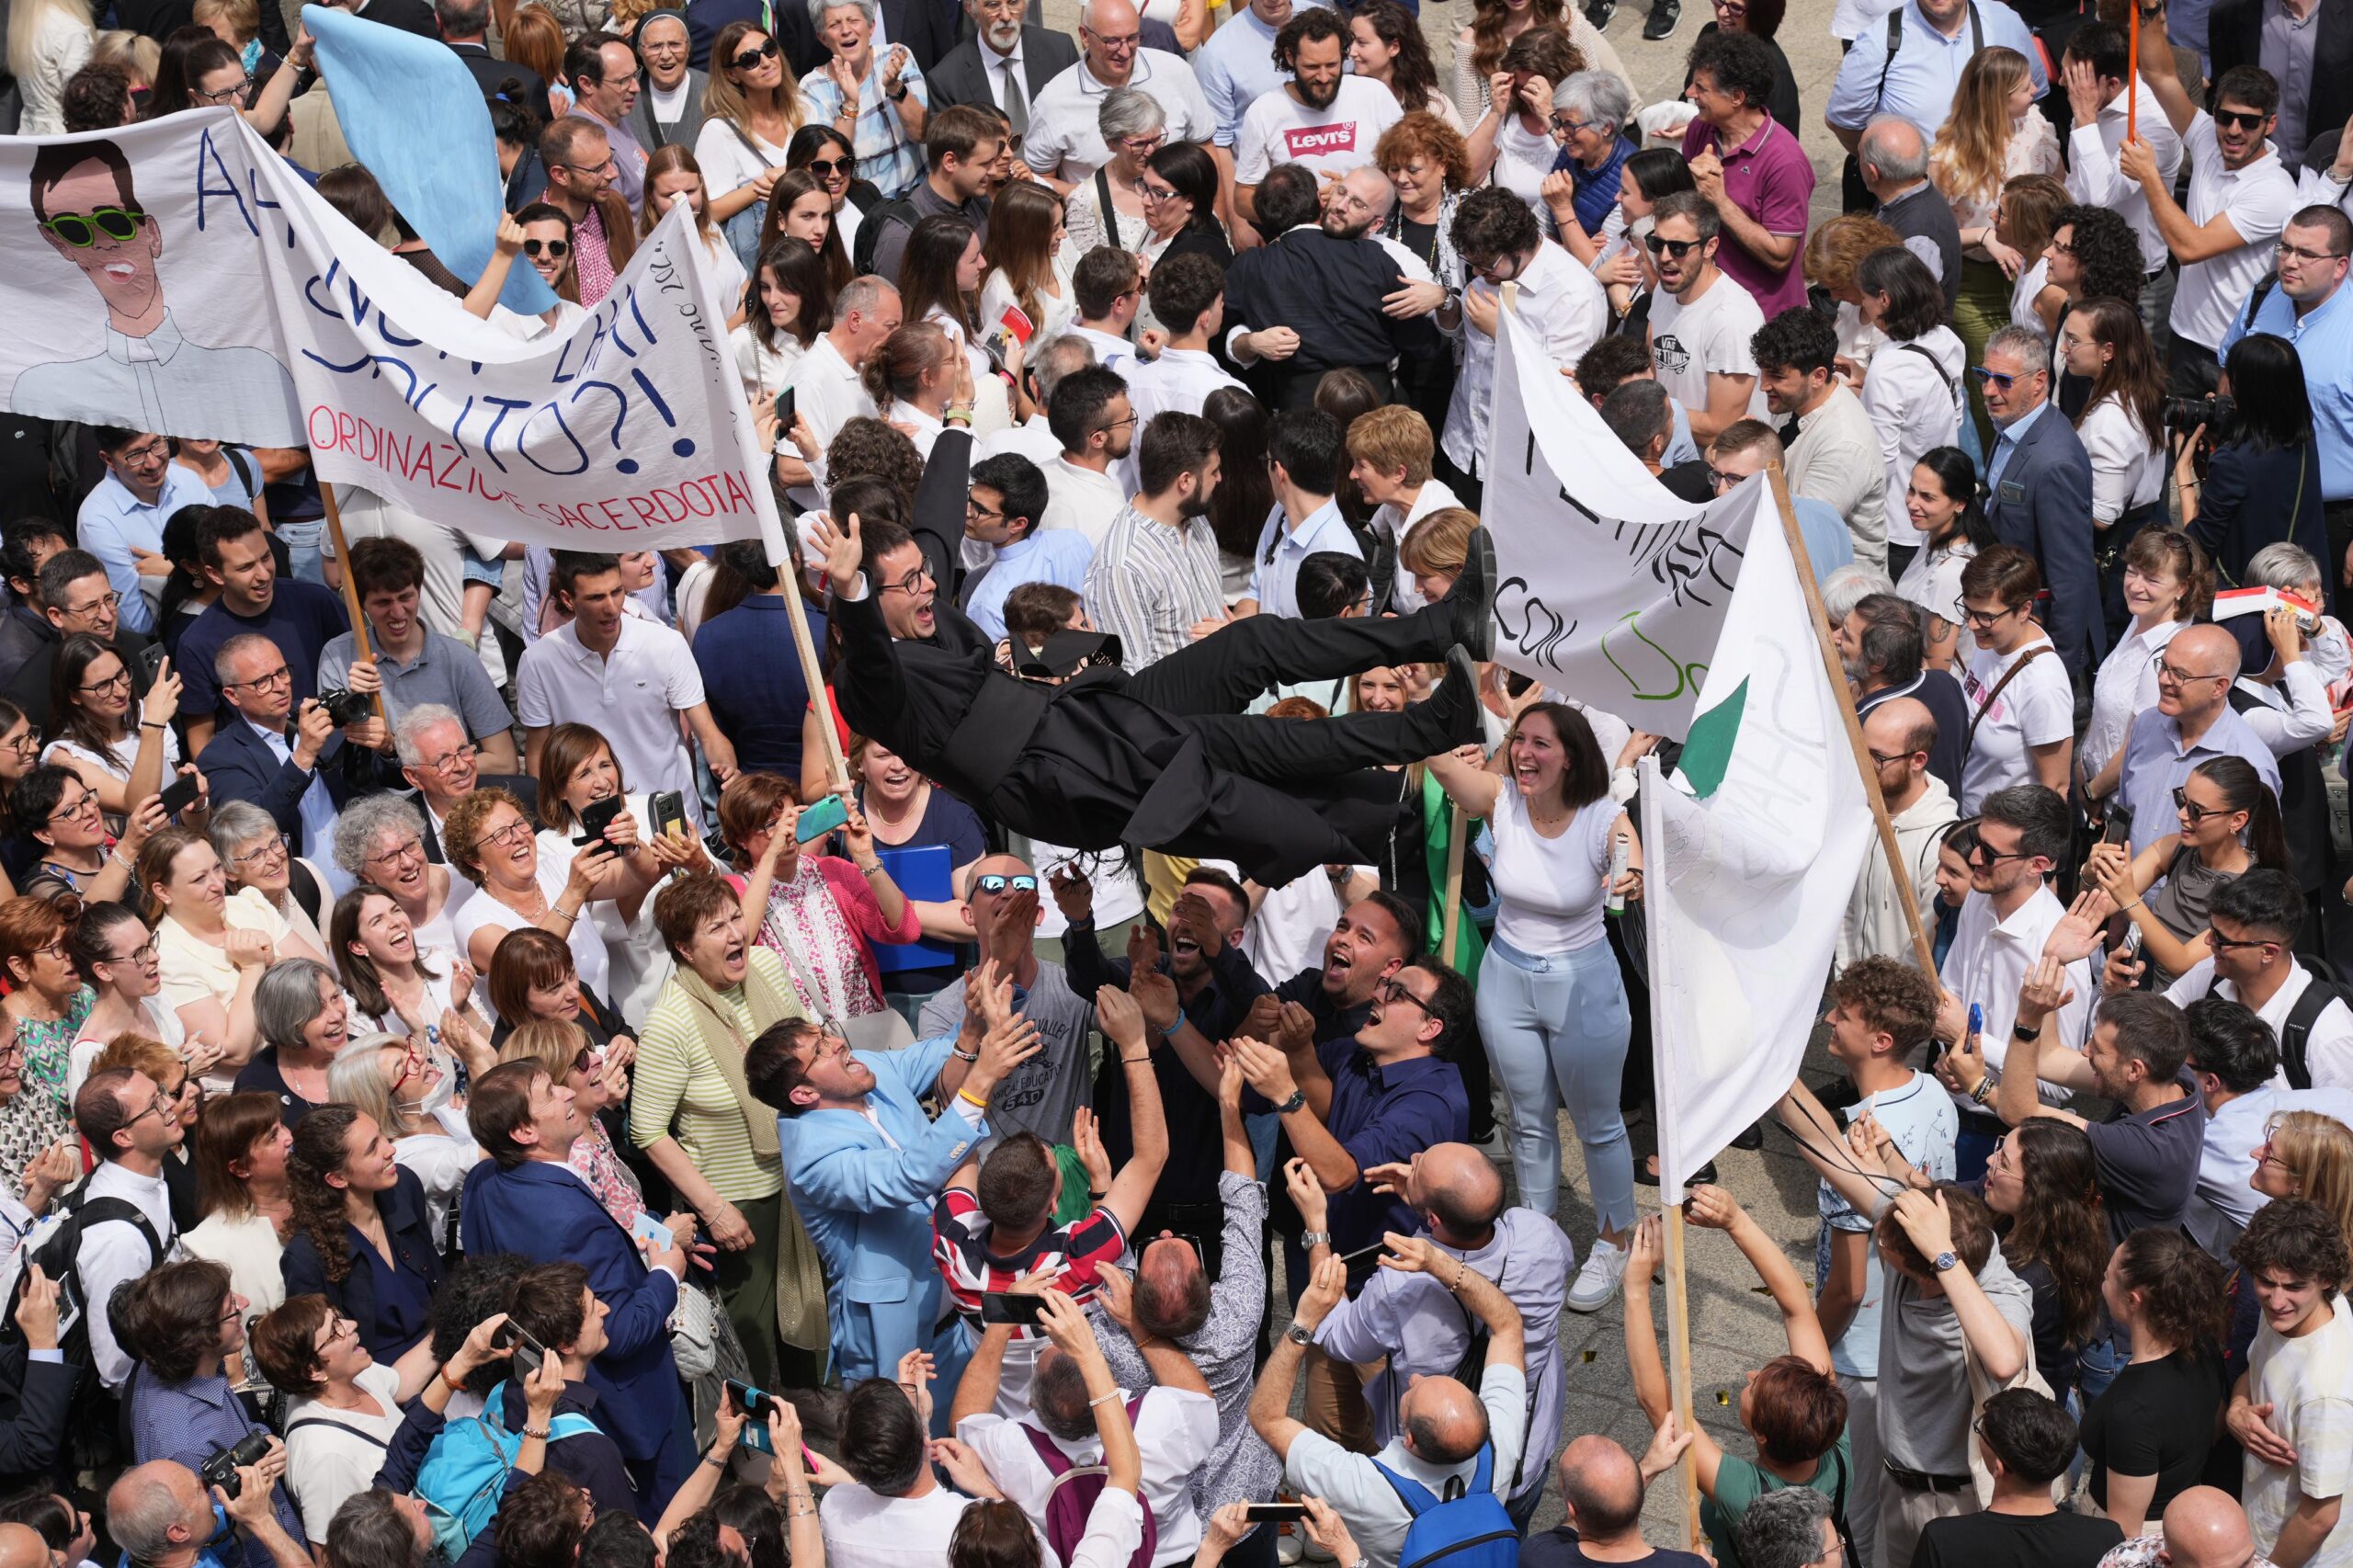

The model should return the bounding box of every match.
[797,56,927,200]
[934,1187,1126,1398]
[1086,503,1226,670]
[628,947,796,1201]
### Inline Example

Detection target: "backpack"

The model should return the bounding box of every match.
[413,1380,601,1558]
[2205,957,2353,1089]
[850,197,922,278]
[0,1186,166,1366]
[1018,1402,1159,1568]
[1371,1445,1518,1568]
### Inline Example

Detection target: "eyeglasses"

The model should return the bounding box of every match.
[190,74,252,105]
[731,37,780,69]
[1867,749,1918,767]
[423,744,480,776]
[368,837,427,869]
[2155,659,2230,687]
[1965,840,2035,865]
[60,591,120,619]
[230,836,290,869]
[1711,0,1747,13]
[2214,107,2268,131]
[1960,602,2022,630]
[522,237,571,259]
[40,207,149,247]
[879,563,934,596]
[483,818,536,849]
[2279,240,2348,263]
[1118,132,1165,155]
[1550,112,1595,135]
[1084,26,1141,47]
[1968,366,2020,390]
[125,1090,173,1126]
[313,1315,358,1356]
[974,873,1038,894]
[1643,233,1699,257]
[1707,465,1740,491]
[2209,931,2279,954]
[1094,414,1139,436]
[0,733,39,757]
[113,441,170,468]
[1376,975,1435,1015]
[108,940,157,966]
[225,665,292,691]
[76,668,130,696]
[46,791,98,824]
[1140,181,1178,202]
[560,155,620,177]
[966,500,1004,523]
[29,938,67,965]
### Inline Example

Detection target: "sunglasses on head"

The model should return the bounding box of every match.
[732,37,781,69]
[974,873,1039,894]
[41,207,146,247]
[1643,233,1699,257]
[522,237,571,258]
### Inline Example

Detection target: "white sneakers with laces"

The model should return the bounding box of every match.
[1567,1234,1629,1312]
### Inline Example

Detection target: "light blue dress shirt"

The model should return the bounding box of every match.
[74,464,213,636]
[2114,702,2282,854]
[964,528,1097,642]
[2221,277,2353,502]
[247,717,340,862]
[1246,498,1364,619]
[1984,397,2052,497]
[1824,0,2048,137]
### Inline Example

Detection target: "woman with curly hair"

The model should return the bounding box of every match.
[1377,114,1472,433]
[1448,0,1636,128]
[1350,0,1458,126]
[2079,1228,2229,1535]
[2043,204,2143,416]
[279,1103,445,1393]
[1927,47,2060,442]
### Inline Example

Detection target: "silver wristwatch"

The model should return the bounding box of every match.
[1301,1231,1332,1249]
[1284,1320,1313,1346]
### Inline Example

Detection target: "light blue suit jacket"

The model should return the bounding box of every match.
[779,1035,985,1384]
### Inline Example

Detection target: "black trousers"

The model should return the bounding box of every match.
[2167,336,2222,400]
[1124,592,1470,717]
[1263,360,1395,411]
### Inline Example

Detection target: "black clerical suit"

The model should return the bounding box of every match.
[832,429,1482,885]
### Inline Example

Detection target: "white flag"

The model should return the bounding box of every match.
[1482,303,1756,741]
[1642,478,1874,1199]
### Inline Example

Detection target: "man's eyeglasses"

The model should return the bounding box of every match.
[125,1090,174,1126]
[522,238,571,260]
[1084,26,1141,47]
[731,37,780,69]
[226,665,293,691]
[561,155,620,177]
[1710,0,1748,14]
[966,500,1004,524]
[1968,366,2019,390]
[879,563,935,596]
[112,440,170,468]
[1707,465,1741,491]
[40,207,148,247]
[423,744,480,777]
[1643,233,1699,257]
[1965,840,2034,866]
[61,591,120,619]
[1867,748,1918,767]
[1376,975,1435,1014]
[974,873,1038,895]
[2155,658,2230,687]
[2279,240,2348,264]
[2214,107,2268,131]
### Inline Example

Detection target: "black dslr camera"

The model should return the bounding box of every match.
[313,687,374,727]
[2162,393,2235,436]
[199,1433,272,1498]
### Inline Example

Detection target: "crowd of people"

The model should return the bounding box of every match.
[10,0,2353,1565]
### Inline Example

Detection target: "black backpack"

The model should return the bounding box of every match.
[850,197,922,278]
[2206,958,2353,1089]
[0,1185,167,1367]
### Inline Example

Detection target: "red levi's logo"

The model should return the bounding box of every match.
[1283,121,1358,158]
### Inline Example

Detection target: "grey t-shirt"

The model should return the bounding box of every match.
[1878,1240,2037,1476]
[918,959,1096,1149]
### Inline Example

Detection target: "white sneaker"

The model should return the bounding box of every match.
[1278,1528,1306,1565]
[1567,1236,1629,1312]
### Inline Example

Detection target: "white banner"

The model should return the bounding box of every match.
[1483,304,1755,741]
[0,113,779,553]
[1643,480,1874,1199]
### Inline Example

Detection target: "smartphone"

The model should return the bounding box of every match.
[795,792,848,845]
[725,1380,776,1452]
[158,773,200,816]
[573,795,624,848]
[772,386,796,428]
[2122,924,2145,959]
[493,1319,547,1384]
[1245,1505,1309,1523]
[980,1291,1049,1327]
[1967,1002,1984,1043]
[135,643,167,687]
[648,790,688,844]
[2100,805,2134,848]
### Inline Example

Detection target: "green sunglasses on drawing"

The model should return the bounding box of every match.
[40,207,147,246]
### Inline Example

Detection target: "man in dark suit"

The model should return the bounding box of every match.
[436,0,553,120]
[925,0,1077,129]
[460,1060,699,1512]
[1980,324,2103,682]
[2211,0,2353,171]
[196,632,379,859]
[393,703,538,863]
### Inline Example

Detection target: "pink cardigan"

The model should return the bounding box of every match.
[726,856,924,1006]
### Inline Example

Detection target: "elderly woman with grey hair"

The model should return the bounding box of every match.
[333,790,468,958]
[229,958,355,1128]
[210,799,335,961]
[796,0,929,199]
[1063,86,1164,261]
[1540,70,1636,267]
[1733,1483,1840,1568]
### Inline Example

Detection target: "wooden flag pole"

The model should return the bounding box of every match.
[1438,804,1470,964]
[316,481,387,729]
[1663,1202,1704,1550]
[762,516,852,799]
[1764,462,1938,977]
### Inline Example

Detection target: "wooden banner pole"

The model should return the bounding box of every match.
[1663,1203,1703,1550]
[316,480,387,729]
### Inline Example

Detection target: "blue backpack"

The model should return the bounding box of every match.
[1370,1445,1518,1568]
[413,1381,600,1558]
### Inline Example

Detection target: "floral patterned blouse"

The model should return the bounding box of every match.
[15,988,96,1115]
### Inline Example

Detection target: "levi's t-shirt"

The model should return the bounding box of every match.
[1234,75,1404,185]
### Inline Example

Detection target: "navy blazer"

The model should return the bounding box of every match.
[280,1166,444,1362]
[1983,406,2104,680]
[459,1159,686,1467]
[196,718,381,841]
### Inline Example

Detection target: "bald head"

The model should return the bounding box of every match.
[1134,1234,1212,1338]
[1400,1375,1490,1465]
[1415,1143,1506,1242]
[0,1526,45,1568]
[2165,624,2241,718]
[1560,1436,1645,1540]
[108,1462,208,1562]
[1859,116,1927,187]
[1861,697,1938,765]
[2162,1488,2257,1568]
[1080,0,1141,74]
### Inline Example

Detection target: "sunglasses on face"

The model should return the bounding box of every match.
[732,37,781,69]
[805,157,850,176]
[522,237,572,259]
[1968,366,2020,390]
[1643,233,1699,257]
[41,207,148,246]
[2214,107,2268,131]
[974,874,1038,894]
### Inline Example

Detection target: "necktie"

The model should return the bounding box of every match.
[1001,57,1029,138]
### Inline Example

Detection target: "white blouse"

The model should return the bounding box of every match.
[1895,539,1980,665]
[693,117,790,203]
[980,261,1077,347]
[732,324,808,406]
[1938,116,2063,233]
[2084,615,2184,781]
[2076,395,2165,525]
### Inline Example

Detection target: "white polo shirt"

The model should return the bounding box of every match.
[1024,51,1215,182]
[2172,110,2299,353]
[514,615,705,821]
[1040,454,1131,551]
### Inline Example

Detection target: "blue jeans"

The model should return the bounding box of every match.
[1476,934,1635,1231]
[2076,1327,2128,1407]
[277,518,325,586]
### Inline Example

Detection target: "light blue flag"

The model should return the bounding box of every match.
[302,3,555,316]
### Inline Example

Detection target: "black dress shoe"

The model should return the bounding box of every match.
[1643,0,1680,37]
[1586,0,1617,28]
[1730,1119,1764,1151]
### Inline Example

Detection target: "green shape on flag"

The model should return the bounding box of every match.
[1676,676,1748,800]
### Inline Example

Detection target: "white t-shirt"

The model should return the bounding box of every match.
[733,324,807,406]
[2175,112,2300,354]
[514,616,707,824]
[453,855,613,1012]
[180,1210,286,1319]
[818,1485,977,1568]
[1894,540,1978,664]
[1488,784,1617,956]
[2246,1295,2353,1568]
[44,727,181,790]
[693,227,749,320]
[1958,633,2075,812]
[1234,76,1404,185]
[693,116,788,202]
[284,1363,406,1545]
[1647,272,1768,426]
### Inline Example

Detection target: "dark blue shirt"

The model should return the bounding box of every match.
[176,580,351,724]
[1550,136,1634,243]
[279,1167,443,1363]
[692,593,827,781]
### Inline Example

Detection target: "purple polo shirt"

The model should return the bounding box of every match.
[1681,113,1814,317]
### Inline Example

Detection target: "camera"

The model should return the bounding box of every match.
[314,687,373,727]
[199,1433,272,1498]
[2163,393,2234,435]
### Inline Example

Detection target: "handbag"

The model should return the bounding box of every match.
[668,1278,723,1381]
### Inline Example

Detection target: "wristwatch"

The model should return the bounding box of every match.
[1284,1320,1314,1346]
[1301,1231,1332,1249]
[1931,1250,1960,1273]
[1277,1089,1307,1116]
[2011,1021,2040,1041]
